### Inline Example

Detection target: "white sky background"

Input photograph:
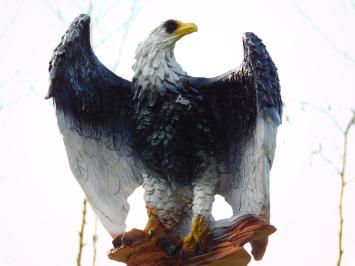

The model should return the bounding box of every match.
[0,0,355,265]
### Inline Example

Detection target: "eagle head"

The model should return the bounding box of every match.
[132,20,198,95]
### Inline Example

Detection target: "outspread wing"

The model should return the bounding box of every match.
[47,14,143,236]
[191,32,282,220]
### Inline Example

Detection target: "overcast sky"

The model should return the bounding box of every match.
[0,0,355,265]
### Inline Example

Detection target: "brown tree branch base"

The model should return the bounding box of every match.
[108,215,276,266]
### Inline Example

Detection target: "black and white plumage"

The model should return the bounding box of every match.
[47,14,282,241]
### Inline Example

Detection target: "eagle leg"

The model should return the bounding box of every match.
[142,173,187,236]
[180,163,218,255]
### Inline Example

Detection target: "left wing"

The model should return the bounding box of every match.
[47,14,142,237]
[190,32,282,221]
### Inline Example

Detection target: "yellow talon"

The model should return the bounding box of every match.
[181,215,210,255]
[144,206,161,235]
[144,205,170,239]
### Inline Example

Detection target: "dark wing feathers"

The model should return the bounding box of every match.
[241,32,282,126]
[47,14,133,138]
[191,32,282,128]
[47,15,143,235]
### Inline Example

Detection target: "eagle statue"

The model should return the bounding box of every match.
[47,14,281,260]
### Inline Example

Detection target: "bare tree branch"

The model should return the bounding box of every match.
[297,100,344,133]
[94,0,122,25]
[310,144,341,174]
[0,0,24,39]
[111,0,141,71]
[42,0,69,24]
[93,0,142,50]
[93,24,125,48]
[43,0,94,24]
[0,74,44,110]
[293,12,355,262]
[336,113,354,266]
[92,217,98,266]
[71,0,86,11]
[295,5,355,64]
[305,104,354,266]
[77,198,88,266]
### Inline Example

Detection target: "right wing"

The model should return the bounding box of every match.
[190,32,282,222]
[47,14,143,236]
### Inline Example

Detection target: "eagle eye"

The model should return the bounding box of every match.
[163,20,178,34]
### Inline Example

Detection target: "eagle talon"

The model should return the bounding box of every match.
[181,237,202,256]
[180,215,210,256]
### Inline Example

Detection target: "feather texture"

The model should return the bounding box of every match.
[190,32,282,220]
[47,14,143,236]
[48,15,282,237]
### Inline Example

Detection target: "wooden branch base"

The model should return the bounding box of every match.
[108,215,276,266]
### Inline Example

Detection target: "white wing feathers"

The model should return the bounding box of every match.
[58,112,143,236]
[47,15,143,236]
[221,115,277,221]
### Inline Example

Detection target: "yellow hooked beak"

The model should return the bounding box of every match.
[174,21,198,39]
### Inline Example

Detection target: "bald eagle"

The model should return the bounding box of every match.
[47,14,281,255]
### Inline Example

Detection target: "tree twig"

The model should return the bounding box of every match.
[94,0,122,26]
[93,0,142,50]
[299,100,344,133]
[336,113,355,266]
[295,5,355,64]
[310,144,341,174]
[305,105,354,266]
[92,217,98,266]
[71,0,86,11]
[77,198,88,266]
[42,0,69,24]
[0,0,24,39]
[111,1,141,71]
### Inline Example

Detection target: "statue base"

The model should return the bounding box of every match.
[108,215,276,266]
